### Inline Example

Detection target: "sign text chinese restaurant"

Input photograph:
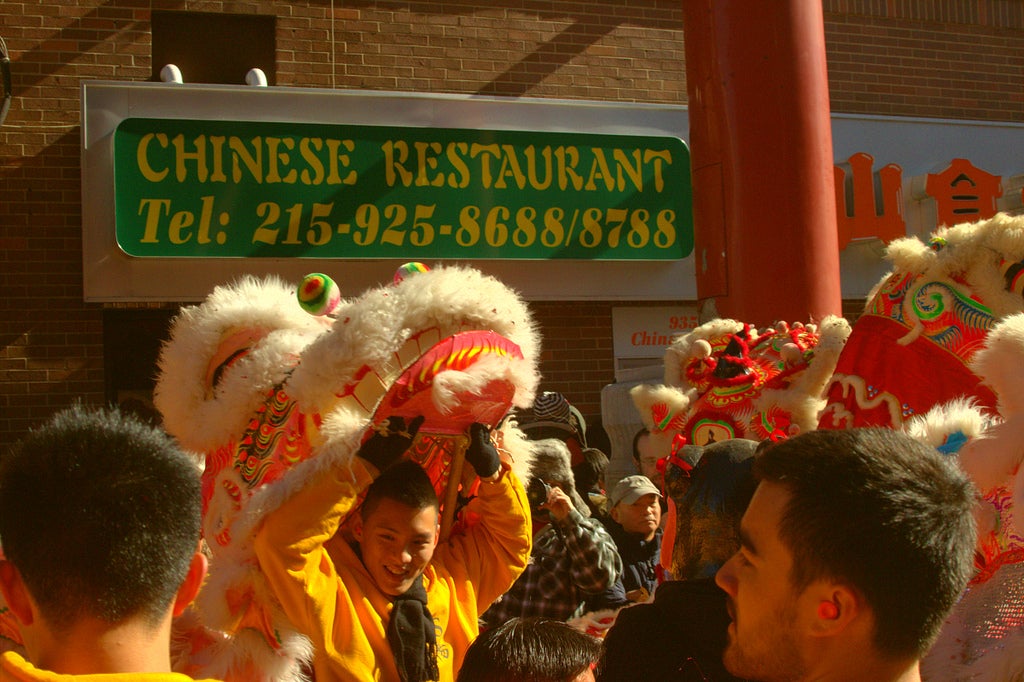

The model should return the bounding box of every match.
[113,118,693,260]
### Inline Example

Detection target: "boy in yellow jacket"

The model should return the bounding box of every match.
[254,418,531,682]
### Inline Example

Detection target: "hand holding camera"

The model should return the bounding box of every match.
[527,478,572,521]
[527,477,551,509]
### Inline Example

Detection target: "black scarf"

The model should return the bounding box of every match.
[386,574,439,682]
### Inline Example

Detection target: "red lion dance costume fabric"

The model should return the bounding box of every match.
[620,214,1024,682]
[817,214,1024,430]
[634,317,851,450]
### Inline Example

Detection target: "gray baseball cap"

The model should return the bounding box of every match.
[609,474,661,508]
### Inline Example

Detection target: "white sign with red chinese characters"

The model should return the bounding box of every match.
[612,306,699,359]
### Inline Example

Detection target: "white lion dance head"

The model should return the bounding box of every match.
[154,264,540,681]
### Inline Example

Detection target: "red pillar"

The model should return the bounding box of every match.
[682,0,842,326]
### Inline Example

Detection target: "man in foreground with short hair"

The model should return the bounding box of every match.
[715,427,977,682]
[254,419,531,681]
[0,405,212,680]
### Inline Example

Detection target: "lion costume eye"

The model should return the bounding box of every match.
[1000,257,1024,298]
[203,327,270,398]
[210,348,249,392]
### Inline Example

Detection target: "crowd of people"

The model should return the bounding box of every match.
[0,389,979,682]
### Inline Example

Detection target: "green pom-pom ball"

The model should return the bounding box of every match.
[298,273,341,316]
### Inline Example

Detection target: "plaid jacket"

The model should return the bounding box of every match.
[481,508,622,626]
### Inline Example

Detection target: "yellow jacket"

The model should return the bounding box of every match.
[253,460,531,682]
[0,652,220,681]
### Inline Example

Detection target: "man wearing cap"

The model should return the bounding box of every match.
[586,475,664,611]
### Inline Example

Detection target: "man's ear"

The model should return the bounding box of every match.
[172,551,209,618]
[808,583,861,638]
[609,505,621,523]
[0,559,35,626]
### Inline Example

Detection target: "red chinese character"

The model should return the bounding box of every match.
[926,158,1003,227]
[834,152,905,250]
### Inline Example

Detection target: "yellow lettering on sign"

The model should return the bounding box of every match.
[231,137,263,184]
[209,136,228,182]
[585,148,615,191]
[137,133,169,182]
[446,142,471,189]
[136,132,360,187]
[378,138,673,194]
[138,198,171,242]
[299,138,325,185]
[470,143,501,188]
[555,146,584,191]
[265,137,297,184]
[325,139,356,186]
[172,133,208,183]
[494,144,526,190]
[614,149,642,192]
[414,141,444,187]
[383,139,413,187]
[644,150,671,192]
[523,145,552,190]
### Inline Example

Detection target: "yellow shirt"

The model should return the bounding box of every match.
[253,461,531,682]
[0,651,220,681]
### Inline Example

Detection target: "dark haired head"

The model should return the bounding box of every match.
[754,427,976,658]
[572,447,608,495]
[0,404,202,632]
[361,460,439,520]
[631,427,650,465]
[457,617,602,682]
[674,438,758,579]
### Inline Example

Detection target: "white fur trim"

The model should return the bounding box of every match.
[629,383,694,432]
[903,397,990,451]
[876,213,1024,324]
[288,265,539,414]
[155,276,329,452]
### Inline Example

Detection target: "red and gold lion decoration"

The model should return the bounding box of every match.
[631,317,850,458]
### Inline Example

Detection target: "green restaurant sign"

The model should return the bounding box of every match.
[113,118,692,260]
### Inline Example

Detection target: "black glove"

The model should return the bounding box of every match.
[466,422,501,479]
[357,415,424,472]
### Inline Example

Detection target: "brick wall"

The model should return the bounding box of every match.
[530,300,617,420]
[823,0,1024,121]
[1,1,1022,445]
